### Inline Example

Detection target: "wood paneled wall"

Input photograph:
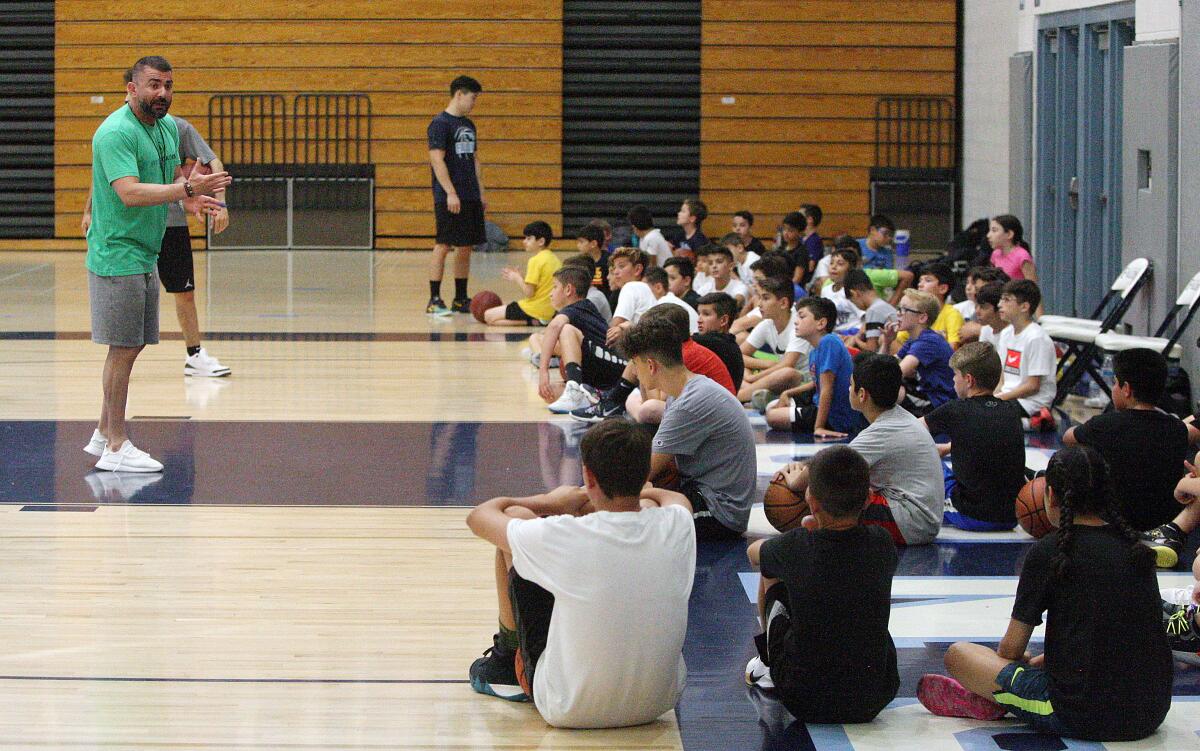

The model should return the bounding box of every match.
[53,0,563,248]
[700,0,957,241]
[49,1,957,249]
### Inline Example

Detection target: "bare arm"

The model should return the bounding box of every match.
[997,376,1042,402]
[996,618,1036,662]
[429,149,460,212]
[887,270,914,307]
[466,486,590,552]
[812,370,846,436]
[474,153,485,208]
[898,353,920,379]
[82,187,93,234]
[638,486,693,513]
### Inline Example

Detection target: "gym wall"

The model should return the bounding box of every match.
[53,0,956,248]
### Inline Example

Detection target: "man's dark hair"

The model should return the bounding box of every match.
[796,296,837,334]
[833,234,860,251]
[968,265,1010,285]
[843,269,875,294]
[123,68,134,85]
[553,265,592,299]
[734,210,754,226]
[750,251,793,281]
[720,232,744,248]
[975,281,1004,309]
[131,56,172,80]
[808,445,870,517]
[523,221,553,246]
[697,292,738,325]
[661,225,686,247]
[577,224,605,247]
[868,214,896,233]
[708,244,734,262]
[561,253,596,278]
[621,317,683,366]
[920,262,956,291]
[580,419,651,499]
[644,266,668,290]
[782,211,806,231]
[640,303,691,344]
[757,276,794,306]
[450,75,482,96]
[662,257,694,282]
[1114,348,1169,404]
[799,203,823,228]
[627,205,655,231]
[683,198,707,224]
[852,352,901,409]
[1002,279,1041,314]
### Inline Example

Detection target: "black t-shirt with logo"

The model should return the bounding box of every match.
[427,111,480,203]
[759,525,899,723]
[1012,525,1171,741]
[924,395,1026,523]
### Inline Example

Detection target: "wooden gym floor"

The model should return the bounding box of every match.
[3,250,1200,750]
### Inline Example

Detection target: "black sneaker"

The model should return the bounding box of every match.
[468,635,529,702]
[425,297,451,316]
[450,297,472,314]
[1143,522,1185,568]
[1163,600,1200,653]
[569,392,626,423]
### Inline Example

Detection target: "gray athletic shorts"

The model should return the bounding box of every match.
[88,269,160,347]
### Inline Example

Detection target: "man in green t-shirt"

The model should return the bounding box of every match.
[84,55,231,473]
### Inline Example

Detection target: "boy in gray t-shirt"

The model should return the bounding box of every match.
[772,353,942,545]
[844,269,898,354]
[623,315,757,539]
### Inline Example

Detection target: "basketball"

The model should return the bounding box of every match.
[470,290,501,323]
[1016,476,1054,538]
[763,478,808,532]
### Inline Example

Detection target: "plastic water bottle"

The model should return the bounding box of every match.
[1086,354,1115,408]
[894,229,911,269]
[1101,354,1115,390]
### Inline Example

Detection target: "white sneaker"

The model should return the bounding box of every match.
[745,656,774,689]
[530,352,560,369]
[84,470,162,501]
[95,441,163,473]
[83,429,106,457]
[548,381,598,414]
[184,347,231,377]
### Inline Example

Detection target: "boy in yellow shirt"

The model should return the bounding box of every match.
[483,221,561,326]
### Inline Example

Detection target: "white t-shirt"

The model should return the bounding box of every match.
[653,292,700,334]
[747,311,804,356]
[813,253,832,281]
[507,507,696,728]
[995,322,1057,413]
[821,283,864,333]
[613,281,657,324]
[639,229,672,267]
[955,299,976,322]
[692,271,710,292]
[979,324,996,345]
[737,252,760,286]
[695,276,749,304]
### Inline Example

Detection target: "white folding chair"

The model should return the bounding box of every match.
[1090,270,1200,374]
[1045,258,1152,405]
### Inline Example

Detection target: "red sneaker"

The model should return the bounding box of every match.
[1029,406,1057,433]
[917,674,1008,721]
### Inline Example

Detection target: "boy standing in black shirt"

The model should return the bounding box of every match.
[426,75,487,315]
[1064,348,1188,535]
[923,342,1025,531]
[745,445,899,723]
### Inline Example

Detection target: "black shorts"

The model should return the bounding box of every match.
[505,300,539,325]
[509,569,554,697]
[789,392,817,434]
[434,199,486,247]
[681,480,743,541]
[157,226,195,293]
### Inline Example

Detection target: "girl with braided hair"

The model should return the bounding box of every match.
[916,446,1172,741]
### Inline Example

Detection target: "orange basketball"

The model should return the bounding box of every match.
[764,478,808,532]
[470,290,502,323]
[1016,476,1054,538]
[653,463,679,490]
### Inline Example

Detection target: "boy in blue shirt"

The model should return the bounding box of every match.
[857,214,896,270]
[766,297,863,438]
[884,290,955,416]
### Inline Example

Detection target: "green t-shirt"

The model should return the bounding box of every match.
[86,106,181,276]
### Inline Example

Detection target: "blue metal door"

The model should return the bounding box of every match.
[1035,5,1134,315]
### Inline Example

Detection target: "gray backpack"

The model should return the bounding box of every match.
[475,221,509,253]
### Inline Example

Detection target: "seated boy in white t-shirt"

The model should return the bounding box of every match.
[606,247,656,345]
[694,241,749,307]
[731,253,794,338]
[994,279,1058,431]
[738,276,810,403]
[466,419,696,728]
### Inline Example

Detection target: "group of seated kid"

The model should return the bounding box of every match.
[463,203,1196,742]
